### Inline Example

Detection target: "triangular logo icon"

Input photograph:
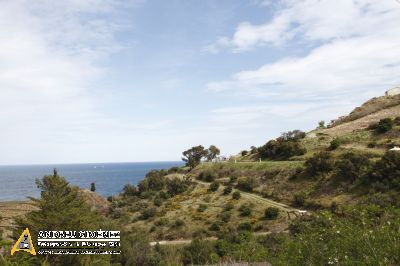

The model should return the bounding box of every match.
[11,228,36,256]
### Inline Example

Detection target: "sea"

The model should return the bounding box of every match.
[0,161,183,201]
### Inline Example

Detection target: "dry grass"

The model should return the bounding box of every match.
[0,201,38,238]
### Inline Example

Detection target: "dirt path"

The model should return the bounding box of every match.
[149,231,289,246]
[194,180,300,212]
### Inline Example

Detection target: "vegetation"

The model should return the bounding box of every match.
[182,145,220,168]
[264,207,280,220]
[258,130,306,160]
[374,118,394,133]
[3,94,400,265]
[90,182,96,192]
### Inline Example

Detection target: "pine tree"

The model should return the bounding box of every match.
[13,169,111,265]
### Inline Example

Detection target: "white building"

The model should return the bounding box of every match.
[385,87,400,97]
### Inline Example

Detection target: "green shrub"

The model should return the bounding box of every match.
[218,211,231,223]
[335,152,371,183]
[330,201,338,213]
[198,169,217,182]
[258,130,307,160]
[374,118,394,133]
[237,222,252,231]
[305,151,334,176]
[155,217,169,226]
[232,191,241,200]
[123,184,138,197]
[241,150,248,156]
[209,223,220,231]
[367,141,377,148]
[264,207,280,220]
[208,181,220,192]
[167,177,189,196]
[182,239,218,265]
[366,151,400,190]
[223,186,232,195]
[174,219,185,227]
[236,176,257,192]
[238,204,252,217]
[293,193,306,207]
[140,207,157,220]
[153,197,162,207]
[329,138,341,150]
[224,202,234,211]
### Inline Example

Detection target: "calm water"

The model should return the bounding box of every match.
[0,161,183,201]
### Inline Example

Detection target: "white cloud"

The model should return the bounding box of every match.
[0,0,154,164]
[207,0,400,99]
[208,0,400,52]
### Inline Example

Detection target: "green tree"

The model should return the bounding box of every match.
[206,145,220,161]
[15,169,110,265]
[182,145,208,169]
[90,182,96,192]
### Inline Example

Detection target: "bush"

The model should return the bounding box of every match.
[264,207,280,220]
[236,176,257,192]
[224,203,234,211]
[197,204,207,212]
[198,169,217,182]
[167,177,189,196]
[232,191,241,200]
[153,197,162,207]
[258,130,307,160]
[335,152,371,183]
[123,184,138,197]
[237,222,252,231]
[374,118,393,133]
[241,150,248,156]
[174,219,185,227]
[330,201,338,213]
[223,186,232,195]
[367,141,376,148]
[366,151,400,190]
[209,181,220,192]
[155,218,169,226]
[183,239,218,265]
[238,204,252,217]
[293,193,306,207]
[218,211,231,223]
[140,207,157,220]
[329,138,341,150]
[209,223,220,231]
[305,152,334,176]
[250,146,258,154]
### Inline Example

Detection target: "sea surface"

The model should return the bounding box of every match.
[0,161,183,201]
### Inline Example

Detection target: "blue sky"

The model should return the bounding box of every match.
[1,0,400,164]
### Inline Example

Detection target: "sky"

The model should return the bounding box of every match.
[0,0,400,164]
